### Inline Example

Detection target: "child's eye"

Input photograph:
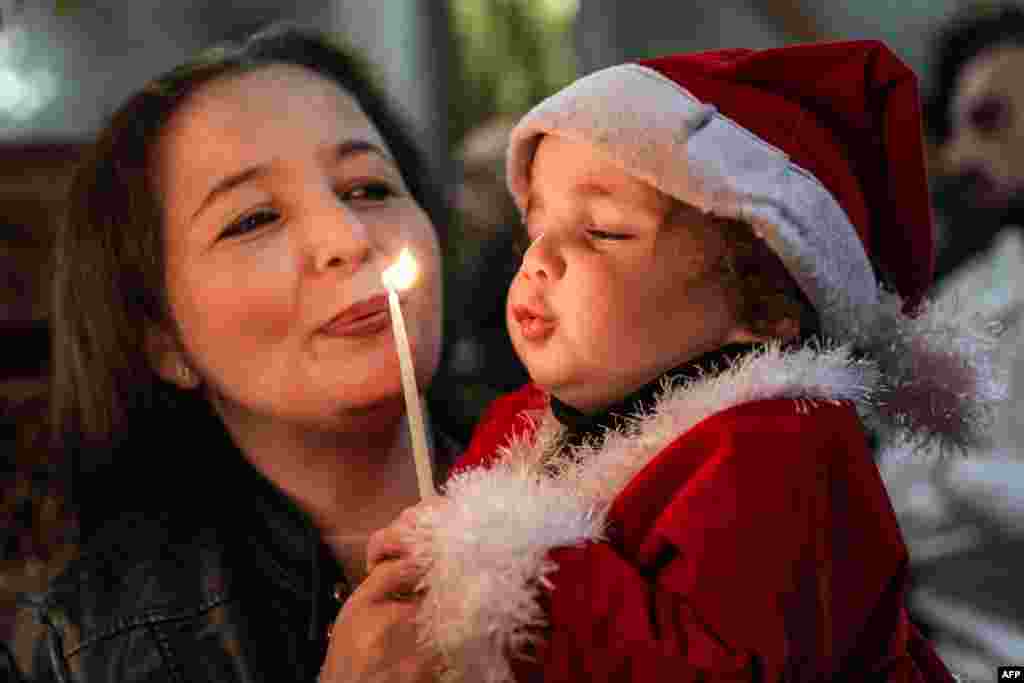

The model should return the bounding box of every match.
[587,228,631,241]
[221,208,280,240]
[340,182,396,202]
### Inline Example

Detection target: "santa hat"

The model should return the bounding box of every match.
[507,40,1005,454]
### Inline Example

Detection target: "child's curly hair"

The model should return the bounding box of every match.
[713,216,821,340]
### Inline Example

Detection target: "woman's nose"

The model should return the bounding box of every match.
[309,199,373,274]
[520,232,564,282]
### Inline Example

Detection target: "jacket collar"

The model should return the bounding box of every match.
[549,342,763,448]
[218,421,463,642]
[507,340,877,506]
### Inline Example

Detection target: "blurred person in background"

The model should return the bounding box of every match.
[875,4,1024,679]
[928,2,1024,294]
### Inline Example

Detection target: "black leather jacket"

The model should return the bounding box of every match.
[20,432,460,683]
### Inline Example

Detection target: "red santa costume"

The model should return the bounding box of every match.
[401,42,1004,682]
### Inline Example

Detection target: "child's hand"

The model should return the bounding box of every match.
[366,496,450,576]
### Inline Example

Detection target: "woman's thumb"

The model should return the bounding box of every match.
[363,556,428,604]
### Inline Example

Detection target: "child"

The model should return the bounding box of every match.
[368,41,1002,682]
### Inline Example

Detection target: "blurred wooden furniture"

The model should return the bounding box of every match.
[0,139,84,673]
[0,140,83,328]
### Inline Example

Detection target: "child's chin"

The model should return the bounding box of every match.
[521,362,556,390]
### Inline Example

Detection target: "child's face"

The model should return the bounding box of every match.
[507,135,765,413]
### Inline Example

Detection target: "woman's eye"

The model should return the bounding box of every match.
[587,228,630,241]
[221,209,279,239]
[341,182,395,202]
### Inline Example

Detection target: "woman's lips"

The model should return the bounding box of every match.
[321,310,391,337]
[320,295,392,338]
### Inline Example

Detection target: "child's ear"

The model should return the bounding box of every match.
[767,317,801,342]
[728,317,801,345]
[145,324,200,390]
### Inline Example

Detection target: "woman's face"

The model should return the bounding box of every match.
[151,64,442,431]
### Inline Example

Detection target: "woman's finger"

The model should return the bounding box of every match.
[367,497,450,574]
[322,560,438,683]
[360,556,428,605]
[366,524,409,574]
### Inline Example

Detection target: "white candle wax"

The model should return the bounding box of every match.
[386,286,435,498]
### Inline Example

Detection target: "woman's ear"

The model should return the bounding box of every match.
[145,325,200,390]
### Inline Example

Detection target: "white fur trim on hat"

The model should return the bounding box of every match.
[506,62,1006,454]
[506,62,880,342]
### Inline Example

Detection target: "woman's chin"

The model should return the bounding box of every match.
[294,392,407,434]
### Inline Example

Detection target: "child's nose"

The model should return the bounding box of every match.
[520,233,564,282]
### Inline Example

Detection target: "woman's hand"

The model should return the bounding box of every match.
[319,497,452,682]
[319,556,441,683]
[366,496,450,576]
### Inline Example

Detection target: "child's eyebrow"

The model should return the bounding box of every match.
[525,182,613,219]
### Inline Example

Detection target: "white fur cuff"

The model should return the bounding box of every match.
[403,461,606,683]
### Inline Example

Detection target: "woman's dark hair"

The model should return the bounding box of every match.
[51,24,458,500]
[926,3,1024,144]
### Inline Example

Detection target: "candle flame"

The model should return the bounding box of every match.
[381,248,419,291]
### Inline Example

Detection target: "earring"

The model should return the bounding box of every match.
[177,363,197,387]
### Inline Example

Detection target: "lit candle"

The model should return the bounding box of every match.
[381,248,436,499]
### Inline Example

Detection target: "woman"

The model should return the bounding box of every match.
[24,23,460,682]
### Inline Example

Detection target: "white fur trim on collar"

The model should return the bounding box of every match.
[404,343,876,683]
